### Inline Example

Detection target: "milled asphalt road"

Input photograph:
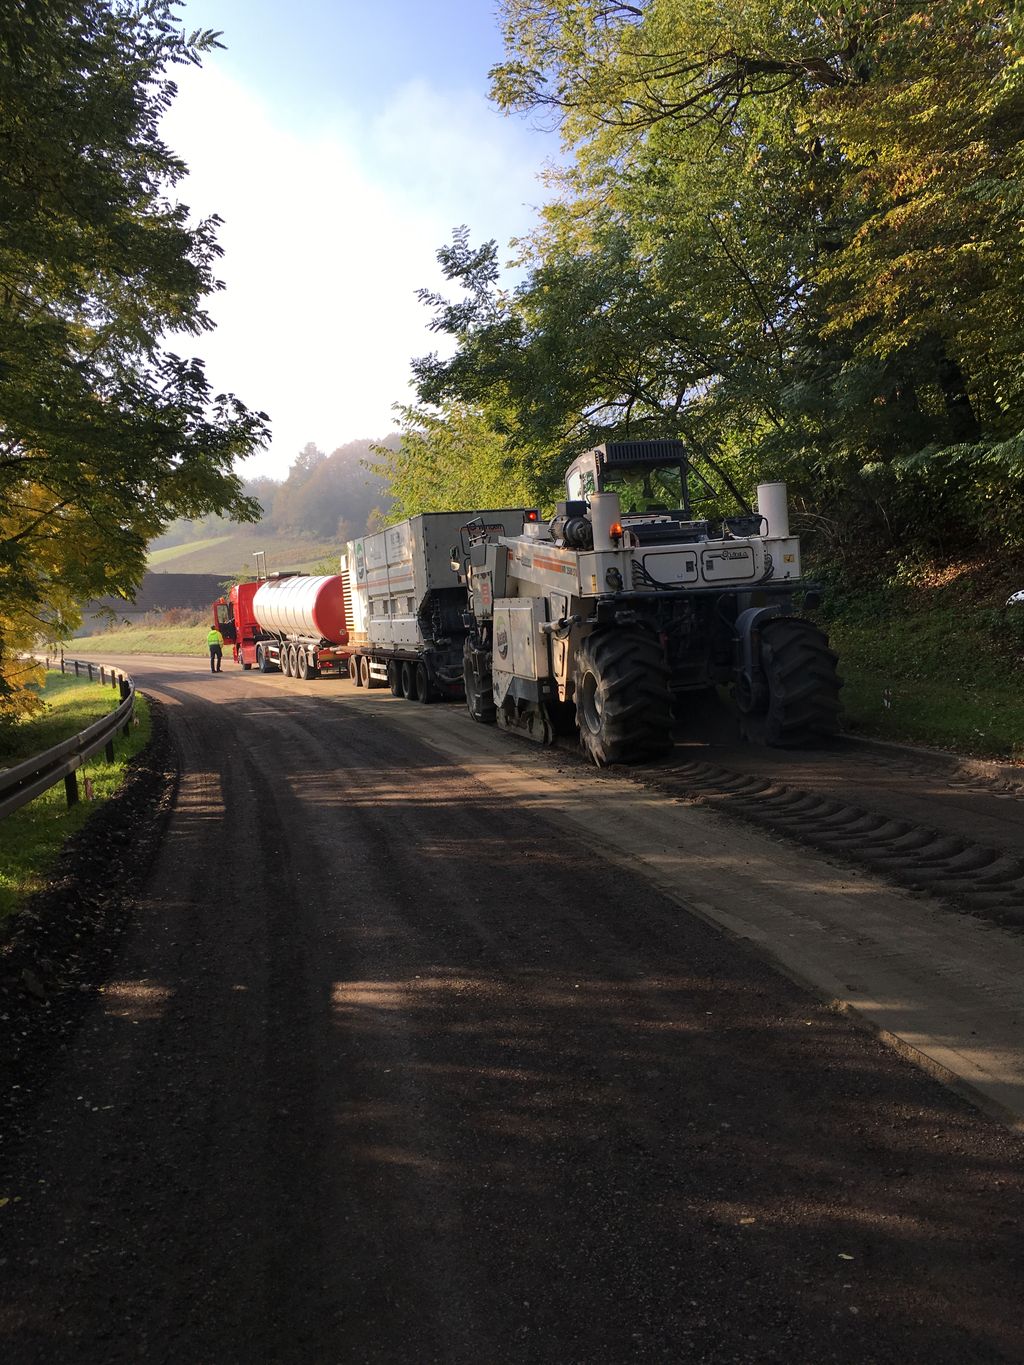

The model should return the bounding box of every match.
[1,656,1022,1363]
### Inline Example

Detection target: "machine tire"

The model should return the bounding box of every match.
[287,644,299,677]
[280,645,291,677]
[739,618,842,748]
[388,660,402,696]
[297,649,309,680]
[359,656,371,688]
[400,660,415,700]
[463,644,496,725]
[574,628,673,766]
[350,655,362,686]
[414,662,433,704]
[256,645,269,673]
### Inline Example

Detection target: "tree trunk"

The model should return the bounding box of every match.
[935,345,980,443]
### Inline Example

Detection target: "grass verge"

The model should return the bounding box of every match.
[69,625,205,656]
[821,560,1024,762]
[0,672,152,925]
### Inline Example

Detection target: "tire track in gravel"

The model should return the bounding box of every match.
[620,747,1024,928]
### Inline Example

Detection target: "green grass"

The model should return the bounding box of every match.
[71,625,206,656]
[0,673,153,925]
[147,533,234,566]
[822,566,1024,762]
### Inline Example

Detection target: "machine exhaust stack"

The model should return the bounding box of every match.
[590,492,623,547]
[756,482,790,539]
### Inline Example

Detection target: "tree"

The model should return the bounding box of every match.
[402,0,1024,557]
[375,401,532,520]
[0,0,269,722]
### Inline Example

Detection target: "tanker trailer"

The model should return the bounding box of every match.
[211,572,353,680]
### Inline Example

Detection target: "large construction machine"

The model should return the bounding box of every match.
[458,439,842,765]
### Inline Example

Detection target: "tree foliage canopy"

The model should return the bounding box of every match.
[0,0,269,719]
[396,1,1024,560]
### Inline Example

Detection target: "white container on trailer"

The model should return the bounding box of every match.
[353,510,530,653]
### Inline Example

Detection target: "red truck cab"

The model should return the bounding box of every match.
[211,582,260,669]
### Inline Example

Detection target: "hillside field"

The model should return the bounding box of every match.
[146,525,342,576]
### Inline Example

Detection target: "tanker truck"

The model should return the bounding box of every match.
[212,572,353,680]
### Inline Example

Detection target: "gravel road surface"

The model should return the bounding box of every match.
[1,656,1022,1364]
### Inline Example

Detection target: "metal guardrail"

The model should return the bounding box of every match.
[0,657,136,821]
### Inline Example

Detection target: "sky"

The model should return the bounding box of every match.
[166,0,561,482]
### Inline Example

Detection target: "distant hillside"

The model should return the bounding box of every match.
[149,435,396,573]
[147,525,342,576]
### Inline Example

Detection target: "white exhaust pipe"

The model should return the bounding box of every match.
[756,482,790,539]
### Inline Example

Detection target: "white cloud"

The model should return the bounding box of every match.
[161,63,549,481]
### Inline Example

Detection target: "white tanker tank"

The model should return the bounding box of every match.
[252,574,349,644]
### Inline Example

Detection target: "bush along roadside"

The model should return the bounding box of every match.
[0,696,177,1106]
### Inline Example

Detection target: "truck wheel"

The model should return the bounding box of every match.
[279,646,291,677]
[575,629,673,766]
[297,649,309,680]
[738,618,842,748]
[388,661,402,696]
[349,656,362,686]
[287,644,299,677]
[415,662,433,704]
[463,649,496,725]
[359,656,371,688]
[400,661,415,700]
[256,645,266,672]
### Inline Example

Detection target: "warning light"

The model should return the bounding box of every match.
[525,509,539,522]
[610,521,623,544]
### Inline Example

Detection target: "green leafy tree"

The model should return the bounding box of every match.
[404,0,1024,557]
[0,0,269,721]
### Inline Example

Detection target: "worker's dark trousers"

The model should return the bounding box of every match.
[209,646,222,673]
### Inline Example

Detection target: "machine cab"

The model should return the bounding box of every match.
[564,439,763,544]
[565,440,690,516]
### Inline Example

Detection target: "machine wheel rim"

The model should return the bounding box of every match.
[579,669,603,735]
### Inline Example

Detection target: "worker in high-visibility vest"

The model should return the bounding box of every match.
[207,625,224,673]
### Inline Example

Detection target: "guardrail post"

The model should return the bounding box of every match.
[87,663,94,681]
[119,678,132,736]
[64,772,79,807]
[105,738,115,762]
[74,660,80,677]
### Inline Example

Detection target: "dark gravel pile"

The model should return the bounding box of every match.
[0,699,177,1097]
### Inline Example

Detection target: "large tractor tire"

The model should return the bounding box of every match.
[574,629,673,766]
[739,618,842,748]
[463,642,496,725]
